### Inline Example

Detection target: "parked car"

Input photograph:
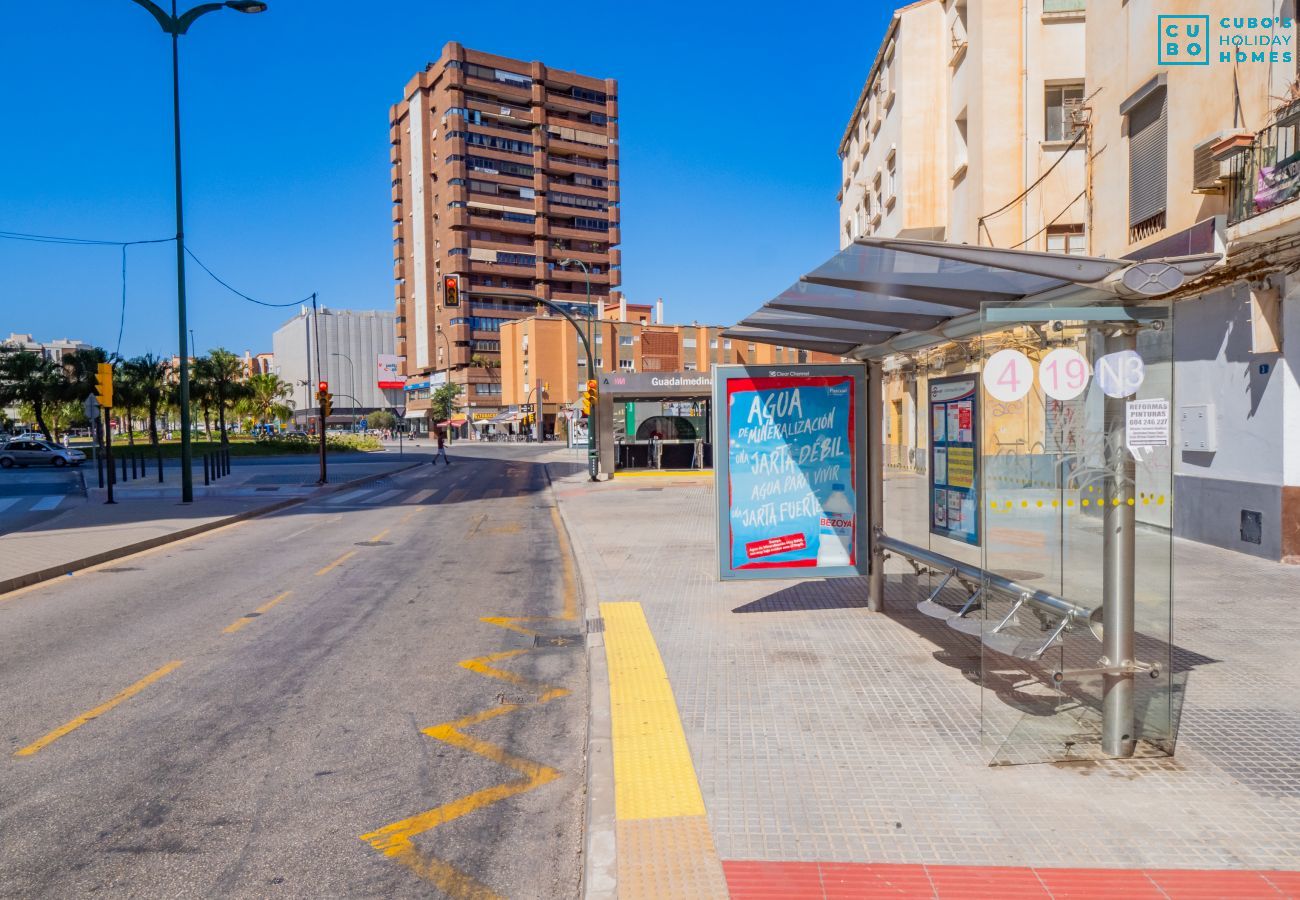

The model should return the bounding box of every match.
[0,439,86,468]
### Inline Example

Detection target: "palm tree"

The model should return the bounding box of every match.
[243,372,293,426]
[191,356,217,443]
[121,355,170,447]
[0,351,65,440]
[201,348,248,444]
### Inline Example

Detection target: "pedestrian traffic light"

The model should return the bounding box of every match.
[443,274,462,308]
[95,362,113,409]
[321,391,333,418]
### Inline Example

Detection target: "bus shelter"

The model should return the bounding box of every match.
[596,371,714,473]
[723,236,1221,764]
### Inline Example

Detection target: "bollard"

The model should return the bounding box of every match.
[224,447,231,476]
[203,453,210,486]
[131,451,138,480]
[157,451,164,483]
[121,454,128,482]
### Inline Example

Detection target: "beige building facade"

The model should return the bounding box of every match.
[1082,1,1300,560]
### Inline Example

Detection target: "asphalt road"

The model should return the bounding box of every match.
[0,443,590,899]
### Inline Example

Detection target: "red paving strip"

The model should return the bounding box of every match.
[723,860,1300,899]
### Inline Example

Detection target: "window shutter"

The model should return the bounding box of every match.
[1128,89,1168,227]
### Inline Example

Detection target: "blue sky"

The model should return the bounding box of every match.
[0,1,889,359]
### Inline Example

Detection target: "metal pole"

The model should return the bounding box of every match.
[867,359,885,612]
[171,12,194,504]
[1101,327,1138,758]
[312,294,327,484]
[103,411,115,504]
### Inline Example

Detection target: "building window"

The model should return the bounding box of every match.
[710,338,718,349]
[682,338,696,349]
[1045,83,1084,142]
[1126,84,1168,242]
[618,335,634,346]
[1046,225,1086,255]
[723,340,732,350]
[595,357,604,368]
[618,359,634,371]
[885,154,897,204]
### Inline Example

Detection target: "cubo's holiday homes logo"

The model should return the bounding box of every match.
[1159,14,1294,65]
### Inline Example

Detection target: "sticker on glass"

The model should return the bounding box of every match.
[1095,349,1145,398]
[982,349,1033,402]
[1038,347,1090,401]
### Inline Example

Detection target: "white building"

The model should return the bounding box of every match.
[271,308,398,423]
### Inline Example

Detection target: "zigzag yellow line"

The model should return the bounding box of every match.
[359,505,580,898]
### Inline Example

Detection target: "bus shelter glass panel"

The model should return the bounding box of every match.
[977,301,1178,764]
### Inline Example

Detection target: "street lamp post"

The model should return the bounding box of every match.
[128,0,268,503]
[331,352,358,430]
[558,259,597,480]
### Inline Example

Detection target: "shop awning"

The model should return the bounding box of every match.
[403,408,428,419]
[449,415,468,427]
[726,236,1222,359]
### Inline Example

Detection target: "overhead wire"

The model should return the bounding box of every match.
[184,246,314,308]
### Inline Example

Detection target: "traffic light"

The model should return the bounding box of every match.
[581,378,598,416]
[443,274,462,308]
[95,362,113,408]
[317,386,333,418]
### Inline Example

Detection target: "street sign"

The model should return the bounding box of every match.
[520,404,534,413]
[83,393,100,421]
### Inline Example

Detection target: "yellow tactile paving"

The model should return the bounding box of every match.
[616,816,729,899]
[600,601,707,821]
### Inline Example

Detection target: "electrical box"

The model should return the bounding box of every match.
[1180,404,1217,452]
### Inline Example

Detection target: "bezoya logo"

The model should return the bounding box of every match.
[1159,15,1294,66]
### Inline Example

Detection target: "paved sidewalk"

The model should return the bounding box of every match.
[0,453,426,593]
[550,465,1300,897]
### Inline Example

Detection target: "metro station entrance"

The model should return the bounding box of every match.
[596,371,713,473]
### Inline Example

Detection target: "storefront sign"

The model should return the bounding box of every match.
[1126,398,1169,454]
[930,376,980,546]
[713,364,868,581]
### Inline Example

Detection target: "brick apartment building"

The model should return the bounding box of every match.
[389,43,620,427]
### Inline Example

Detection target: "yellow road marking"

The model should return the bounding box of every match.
[601,601,707,820]
[14,660,183,757]
[369,528,391,542]
[315,550,356,576]
[222,590,293,635]
[361,492,581,895]
[613,470,712,478]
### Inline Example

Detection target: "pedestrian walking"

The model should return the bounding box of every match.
[433,427,451,465]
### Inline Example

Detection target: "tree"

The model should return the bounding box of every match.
[190,357,215,440]
[0,351,64,440]
[366,409,397,430]
[120,354,170,447]
[242,372,293,425]
[429,383,463,423]
[195,349,247,444]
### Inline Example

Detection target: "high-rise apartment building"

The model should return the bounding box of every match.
[390,43,620,426]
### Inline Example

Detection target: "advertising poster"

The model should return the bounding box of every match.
[929,375,980,546]
[714,365,868,581]
[376,354,403,390]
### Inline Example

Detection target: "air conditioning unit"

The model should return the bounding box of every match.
[1064,97,1089,128]
[1192,133,1233,193]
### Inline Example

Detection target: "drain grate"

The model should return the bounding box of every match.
[532,633,583,649]
[586,617,605,634]
[354,541,392,547]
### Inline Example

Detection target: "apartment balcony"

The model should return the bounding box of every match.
[1225,116,1300,230]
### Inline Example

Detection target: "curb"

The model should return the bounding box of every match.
[546,461,619,900]
[0,460,426,597]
